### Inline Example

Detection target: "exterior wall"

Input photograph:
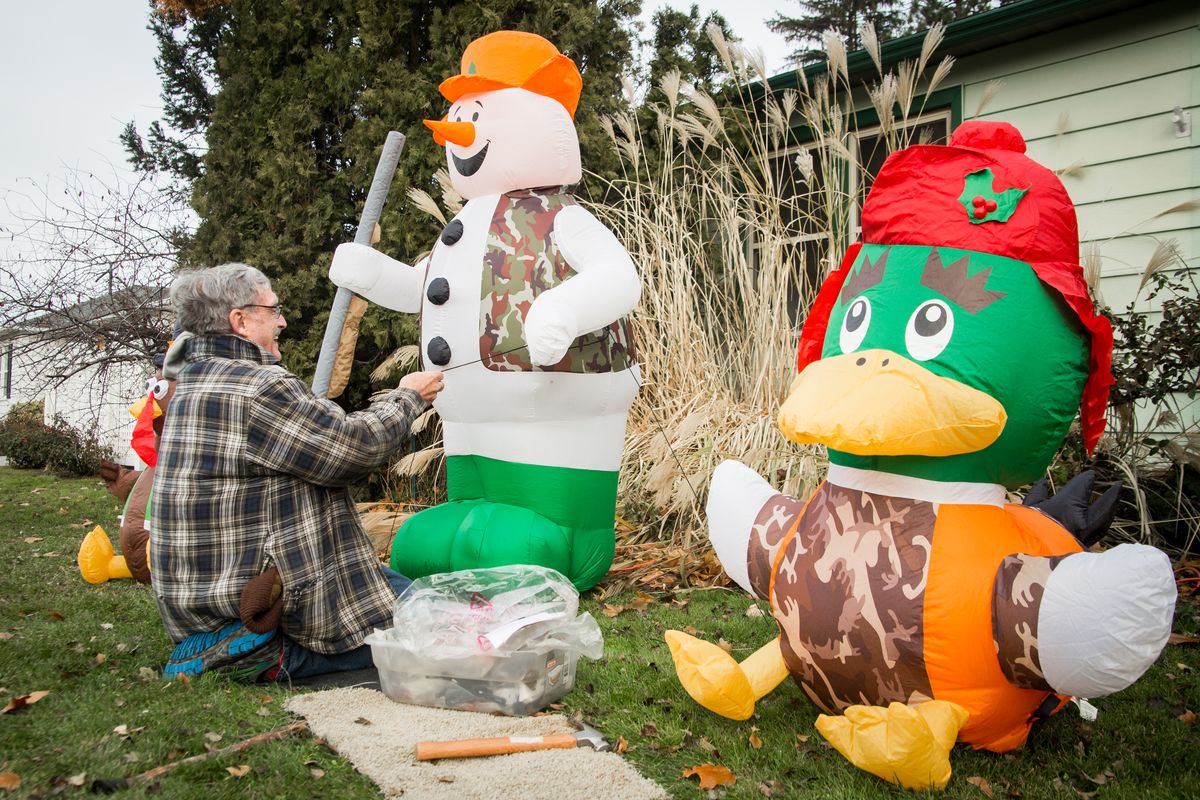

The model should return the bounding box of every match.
[0,332,152,468]
[952,0,1198,439]
[954,1,1197,315]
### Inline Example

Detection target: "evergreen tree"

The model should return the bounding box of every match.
[769,0,905,64]
[905,0,996,31]
[124,0,638,409]
[770,0,1010,65]
[644,4,734,100]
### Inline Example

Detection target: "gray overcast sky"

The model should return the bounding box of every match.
[0,2,790,234]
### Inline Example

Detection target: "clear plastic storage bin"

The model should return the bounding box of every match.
[365,631,577,716]
[366,565,602,716]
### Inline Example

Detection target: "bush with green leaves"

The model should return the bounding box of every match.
[0,405,113,476]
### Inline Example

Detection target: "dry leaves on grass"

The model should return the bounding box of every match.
[748,726,763,749]
[682,764,736,790]
[2,690,49,714]
[0,772,19,791]
[225,765,251,778]
[966,775,995,797]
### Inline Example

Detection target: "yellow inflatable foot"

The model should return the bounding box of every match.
[77,526,133,584]
[816,700,968,791]
[665,631,788,720]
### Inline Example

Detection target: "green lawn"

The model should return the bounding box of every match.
[1,467,1197,798]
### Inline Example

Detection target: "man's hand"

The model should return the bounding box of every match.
[400,370,445,403]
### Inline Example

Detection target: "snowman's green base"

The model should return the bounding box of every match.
[390,454,618,591]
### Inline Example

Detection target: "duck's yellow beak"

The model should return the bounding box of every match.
[779,349,1006,457]
[423,118,476,148]
[128,395,163,420]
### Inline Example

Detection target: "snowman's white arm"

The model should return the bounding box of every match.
[328,241,425,314]
[523,205,640,366]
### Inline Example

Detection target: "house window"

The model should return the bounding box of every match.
[851,111,952,238]
[755,109,952,321]
[753,143,834,322]
[3,344,11,401]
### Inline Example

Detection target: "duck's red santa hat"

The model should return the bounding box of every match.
[797,120,1114,453]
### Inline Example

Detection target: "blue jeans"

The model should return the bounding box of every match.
[271,567,410,682]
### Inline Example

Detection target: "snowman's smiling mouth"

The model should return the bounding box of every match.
[452,141,490,177]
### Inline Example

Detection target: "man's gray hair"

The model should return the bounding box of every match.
[171,263,272,335]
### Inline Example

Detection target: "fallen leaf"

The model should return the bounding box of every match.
[49,611,64,621]
[22,537,42,544]
[601,604,625,618]
[616,736,629,754]
[749,726,763,749]
[137,667,157,682]
[629,593,655,610]
[1179,709,1196,724]
[204,732,223,743]
[100,623,114,630]
[682,625,701,636]
[717,639,733,655]
[95,653,107,665]
[114,724,130,735]
[354,717,372,726]
[0,633,11,641]
[66,773,86,787]
[967,776,995,798]
[1168,633,1199,646]
[259,696,274,704]
[745,605,765,618]
[758,779,785,797]
[310,768,325,779]
[795,734,809,745]
[0,772,19,790]
[2,690,49,714]
[683,764,736,790]
[225,765,251,778]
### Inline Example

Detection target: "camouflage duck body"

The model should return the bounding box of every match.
[734,465,1080,751]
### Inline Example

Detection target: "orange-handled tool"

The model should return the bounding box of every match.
[415,722,609,761]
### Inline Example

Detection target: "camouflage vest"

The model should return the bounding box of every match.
[478,189,637,373]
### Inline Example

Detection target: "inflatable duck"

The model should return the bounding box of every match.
[666,122,1177,789]
[77,365,175,584]
[328,31,639,591]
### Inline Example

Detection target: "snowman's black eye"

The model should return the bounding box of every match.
[471,111,479,122]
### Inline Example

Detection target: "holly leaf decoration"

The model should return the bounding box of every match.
[959,168,1027,224]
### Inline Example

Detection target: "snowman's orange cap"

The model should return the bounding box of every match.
[439,31,583,118]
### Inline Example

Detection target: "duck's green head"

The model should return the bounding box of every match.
[779,121,1113,488]
[779,243,1086,486]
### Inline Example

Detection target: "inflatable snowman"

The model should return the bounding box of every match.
[329,31,639,591]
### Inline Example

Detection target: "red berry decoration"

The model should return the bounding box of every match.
[985,199,998,212]
[972,195,986,207]
[973,207,987,219]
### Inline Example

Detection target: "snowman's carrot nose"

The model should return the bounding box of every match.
[424,119,476,147]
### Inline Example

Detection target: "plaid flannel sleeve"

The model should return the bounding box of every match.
[244,374,427,487]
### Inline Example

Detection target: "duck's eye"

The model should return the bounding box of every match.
[905,299,954,361]
[839,296,871,353]
[150,379,170,400]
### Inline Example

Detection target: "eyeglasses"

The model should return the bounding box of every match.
[240,303,285,318]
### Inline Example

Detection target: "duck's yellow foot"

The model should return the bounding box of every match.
[815,700,969,791]
[665,631,789,720]
[77,525,133,584]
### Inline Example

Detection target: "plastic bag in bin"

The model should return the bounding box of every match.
[388,564,603,660]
